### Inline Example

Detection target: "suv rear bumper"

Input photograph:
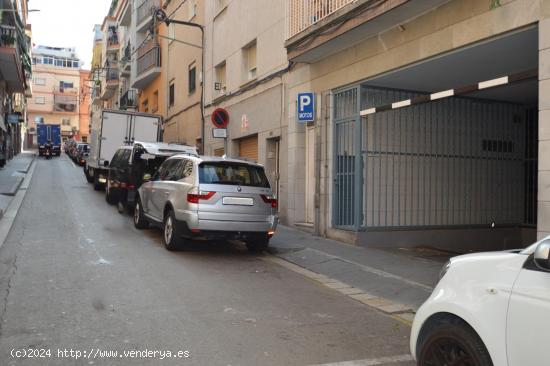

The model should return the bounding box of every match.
[197,219,277,233]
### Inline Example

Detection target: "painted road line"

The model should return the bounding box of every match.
[311,354,414,366]
[263,255,416,316]
[0,159,36,248]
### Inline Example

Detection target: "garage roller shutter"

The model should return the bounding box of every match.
[238,136,258,161]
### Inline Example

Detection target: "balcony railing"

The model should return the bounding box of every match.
[137,0,160,25]
[53,86,78,94]
[120,89,137,110]
[106,67,119,82]
[285,0,355,40]
[137,45,160,75]
[0,24,16,48]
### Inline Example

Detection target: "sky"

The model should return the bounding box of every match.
[28,0,113,69]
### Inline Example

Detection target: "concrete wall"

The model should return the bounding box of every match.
[28,64,81,138]
[203,0,289,223]
[162,0,203,146]
[285,0,550,249]
[538,16,550,239]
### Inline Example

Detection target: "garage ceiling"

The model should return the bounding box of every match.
[364,26,538,104]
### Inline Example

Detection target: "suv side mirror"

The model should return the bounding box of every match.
[534,240,550,271]
[104,160,109,167]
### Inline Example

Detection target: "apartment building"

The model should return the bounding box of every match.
[91,0,164,119]
[282,0,550,252]
[162,0,203,147]
[78,70,91,142]
[27,45,81,144]
[203,0,289,219]
[0,0,32,164]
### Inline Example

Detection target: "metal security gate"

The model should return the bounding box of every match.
[333,87,361,229]
[333,85,538,231]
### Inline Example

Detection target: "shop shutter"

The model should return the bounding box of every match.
[238,135,258,161]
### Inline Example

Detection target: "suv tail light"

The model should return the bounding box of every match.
[187,187,215,204]
[261,194,278,209]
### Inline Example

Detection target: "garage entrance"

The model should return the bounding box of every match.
[238,135,259,161]
[332,26,539,251]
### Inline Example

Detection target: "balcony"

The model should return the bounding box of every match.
[285,0,451,63]
[54,94,78,112]
[92,84,103,106]
[137,0,160,32]
[120,89,137,110]
[53,86,78,95]
[132,43,161,90]
[0,23,28,92]
[120,42,131,76]
[107,26,120,53]
[101,67,119,100]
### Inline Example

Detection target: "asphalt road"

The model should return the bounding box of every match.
[0,155,415,366]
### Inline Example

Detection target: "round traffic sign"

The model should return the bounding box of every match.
[211,108,230,129]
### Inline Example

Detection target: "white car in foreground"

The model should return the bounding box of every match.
[410,237,550,366]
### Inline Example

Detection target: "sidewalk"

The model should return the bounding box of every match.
[269,225,448,312]
[0,151,35,219]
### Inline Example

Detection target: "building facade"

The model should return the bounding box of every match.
[203,0,289,219]
[78,70,90,142]
[28,45,81,144]
[162,0,203,147]
[0,0,32,163]
[283,0,550,251]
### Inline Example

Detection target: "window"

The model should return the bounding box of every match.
[55,59,63,67]
[188,65,196,94]
[243,41,257,80]
[142,99,148,113]
[199,162,270,188]
[152,90,159,112]
[157,159,182,181]
[182,160,193,179]
[169,82,175,107]
[72,60,80,68]
[34,78,46,86]
[62,118,71,126]
[215,62,226,94]
[60,81,74,90]
[110,149,125,168]
[35,96,45,104]
[82,136,87,143]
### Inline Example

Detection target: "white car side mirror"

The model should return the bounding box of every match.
[534,240,550,271]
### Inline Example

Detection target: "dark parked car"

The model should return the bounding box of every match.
[74,143,90,166]
[104,142,198,212]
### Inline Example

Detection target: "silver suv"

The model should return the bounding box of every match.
[134,155,278,252]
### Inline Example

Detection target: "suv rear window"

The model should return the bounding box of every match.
[199,162,270,188]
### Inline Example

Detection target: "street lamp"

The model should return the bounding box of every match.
[155,8,205,154]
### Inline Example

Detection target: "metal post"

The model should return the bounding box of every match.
[155,10,206,154]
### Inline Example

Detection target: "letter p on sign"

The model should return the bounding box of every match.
[297,92,315,123]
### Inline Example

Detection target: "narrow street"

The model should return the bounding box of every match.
[0,155,414,366]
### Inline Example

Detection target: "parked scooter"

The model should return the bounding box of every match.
[44,140,53,160]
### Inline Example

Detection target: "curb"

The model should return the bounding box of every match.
[262,255,416,326]
[0,160,36,249]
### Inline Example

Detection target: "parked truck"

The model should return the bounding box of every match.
[84,109,162,190]
[37,124,61,156]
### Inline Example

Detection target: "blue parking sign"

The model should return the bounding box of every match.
[297,92,315,123]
